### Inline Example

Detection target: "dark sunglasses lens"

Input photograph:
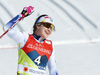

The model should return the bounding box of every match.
[43,23,54,31]
[44,23,51,28]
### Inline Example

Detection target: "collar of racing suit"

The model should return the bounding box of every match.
[32,33,46,42]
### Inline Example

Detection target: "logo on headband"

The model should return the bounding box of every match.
[41,20,45,22]
[44,16,53,22]
[50,17,53,22]
[44,16,49,19]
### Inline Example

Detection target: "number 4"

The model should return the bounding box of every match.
[34,56,41,65]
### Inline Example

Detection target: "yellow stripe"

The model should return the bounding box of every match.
[2,25,6,32]
[17,71,32,75]
[18,43,21,50]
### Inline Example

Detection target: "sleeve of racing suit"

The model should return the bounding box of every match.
[3,14,28,48]
[48,44,58,75]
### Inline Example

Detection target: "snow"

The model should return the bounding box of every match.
[0,0,100,75]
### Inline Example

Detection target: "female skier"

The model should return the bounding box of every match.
[3,6,58,75]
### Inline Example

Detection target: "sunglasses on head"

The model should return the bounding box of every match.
[37,22,55,31]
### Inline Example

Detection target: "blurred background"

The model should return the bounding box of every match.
[0,0,100,75]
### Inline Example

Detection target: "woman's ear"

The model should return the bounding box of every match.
[36,25,40,29]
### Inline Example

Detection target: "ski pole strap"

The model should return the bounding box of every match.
[21,6,34,17]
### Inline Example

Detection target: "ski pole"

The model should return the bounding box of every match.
[0,16,24,39]
[0,6,34,39]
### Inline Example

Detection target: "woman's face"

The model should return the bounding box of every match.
[36,24,52,39]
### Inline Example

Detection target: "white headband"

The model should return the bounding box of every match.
[36,16,54,25]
